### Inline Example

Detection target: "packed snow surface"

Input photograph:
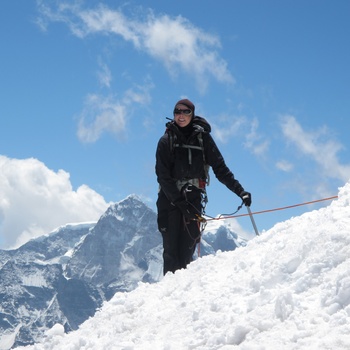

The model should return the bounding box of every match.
[16,182,350,350]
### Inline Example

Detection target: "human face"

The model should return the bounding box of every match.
[173,104,193,128]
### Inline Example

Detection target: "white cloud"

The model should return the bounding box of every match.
[97,59,112,88]
[141,14,233,91]
[36,3,234,92]
[211,116,269,158]
[0,156,109,249]
[280,115,350,182]
[276,160,294,172]
[35,1,83,35]
[77,83,152,143]
[123,83,153,105]
[244,118,270,156]
[77,94,127,143]
[211,116,246,144]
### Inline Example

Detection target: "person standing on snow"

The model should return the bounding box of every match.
[155,98,251,275]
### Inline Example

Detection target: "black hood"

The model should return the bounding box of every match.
[192,116,211,133]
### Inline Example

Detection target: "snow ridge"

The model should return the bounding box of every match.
[18,182,350,350]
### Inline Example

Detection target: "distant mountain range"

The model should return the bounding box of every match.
[0,195,246,349]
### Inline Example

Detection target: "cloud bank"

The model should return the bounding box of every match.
[280,115,350,183]
[36,2,234,91]
[0,156,109,249]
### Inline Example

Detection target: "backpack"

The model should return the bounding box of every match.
[165,117,211,186]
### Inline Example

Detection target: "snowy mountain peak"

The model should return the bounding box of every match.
[65,195,162,291]
[102,194,150,222]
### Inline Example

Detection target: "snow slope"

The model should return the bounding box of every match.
[16,182,350,350]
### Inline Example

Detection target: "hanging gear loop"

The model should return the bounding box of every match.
[181,184,208,255]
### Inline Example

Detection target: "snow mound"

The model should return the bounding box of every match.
[18,183,350,350]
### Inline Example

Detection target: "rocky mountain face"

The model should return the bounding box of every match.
[0,223,98,349]
[0,195,242,349]
[65,196,163,299]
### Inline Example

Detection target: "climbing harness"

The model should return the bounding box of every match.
[180,184,208,255]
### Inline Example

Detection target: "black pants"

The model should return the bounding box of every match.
[157,186,202,275]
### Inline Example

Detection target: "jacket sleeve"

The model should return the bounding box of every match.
[155,135,183,204]
[204,133,244,196]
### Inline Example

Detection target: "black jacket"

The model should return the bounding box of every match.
[156,116,244,204]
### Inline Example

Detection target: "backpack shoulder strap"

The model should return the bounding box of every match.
[197,132,210,185]
[165,127,177,156]
[170,131,176,154]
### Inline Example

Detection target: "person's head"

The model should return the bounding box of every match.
[173,99,195,128]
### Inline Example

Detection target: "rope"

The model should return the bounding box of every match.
[204,195,338,222]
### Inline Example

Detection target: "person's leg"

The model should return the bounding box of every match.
[178,187,203,269]
[163,205,184,274]
[178,220,199,269]
[157,190,183,275]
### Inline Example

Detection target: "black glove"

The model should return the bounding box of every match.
[175,200,198,220]
[240,191,252,207]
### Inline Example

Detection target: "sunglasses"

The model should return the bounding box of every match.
[173,108,192,115]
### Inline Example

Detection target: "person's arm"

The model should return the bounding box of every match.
[155,136,182,204]
[205,134,251,206]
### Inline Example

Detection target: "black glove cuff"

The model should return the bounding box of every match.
[239,191,252,207]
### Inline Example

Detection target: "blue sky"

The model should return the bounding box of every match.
[1,0,349,248]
